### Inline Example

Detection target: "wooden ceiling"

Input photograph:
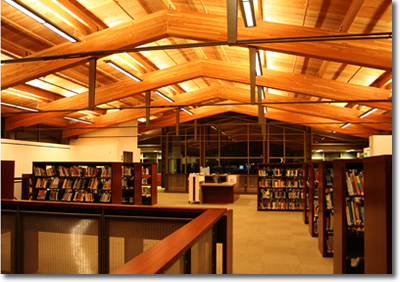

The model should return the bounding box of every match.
[1,0,392,147]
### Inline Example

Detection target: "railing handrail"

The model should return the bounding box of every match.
[111,208,226,274]
[1,199,229,274]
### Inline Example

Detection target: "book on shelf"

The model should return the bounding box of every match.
[345,169,364,196]
[326,193,333,209]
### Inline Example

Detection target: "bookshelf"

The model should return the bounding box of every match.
[317,161,334,257]
[32,162,121,204]
[303,166,309,224]
[363,155,392,274]
[139,163,157,205]
[333,159,364,274]
[121,164,136,204]
[307,162,319,237]
[257,163,306,211]
[1,160,15,200]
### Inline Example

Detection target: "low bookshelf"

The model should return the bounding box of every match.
[32,162,121,204]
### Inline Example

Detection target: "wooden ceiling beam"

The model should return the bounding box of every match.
[167,10,391,70]
[54,0,109,32]
[218,86,391,132]
[201,60,392,110]
[62,86,221,138]
[37,0,94,35]
[1,9,391,91]
[1,10,169,89]
[231,105,379,138]
[4,59,391,131]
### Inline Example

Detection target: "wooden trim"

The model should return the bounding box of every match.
[110,208,226,274]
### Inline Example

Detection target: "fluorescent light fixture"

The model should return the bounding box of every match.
[316,149,323,153]
[222,131,226,135]
[104,61,142,82]
[359,108,378,118]
[255,51,263,76]
[64,117,93,124]
[340,122,351,129]
[154,90,174,103]
[347,149,355,152]
[239,0,256,27]
[181,108,194,115]
[1,102,39,112]
[4,0,79,43]
[261,88,265,99]
[211,125,217,130]
[264,106,267,114]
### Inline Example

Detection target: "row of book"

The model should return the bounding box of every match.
[326,235,333,254]
[346,169,364,196]
[34,165,112,178]
[37,189,111,203]
[260,188,303,199]
[326,212,334,231]
[259,199,304,210]
[346,197,364,226]
[142,167,151,175]
[122,196,135,204]
[259,167,303,177]
[36,177,111,191]
[258,179,304,188]
[122,166,134,176]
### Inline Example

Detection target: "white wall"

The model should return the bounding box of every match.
[69,120,140,162]
[369,135,392,156]
[1,139,73,177]
[1,120,141,177]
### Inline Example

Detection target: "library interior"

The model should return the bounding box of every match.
[1,0,393,275]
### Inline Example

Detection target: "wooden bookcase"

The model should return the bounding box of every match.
[317,161,334,257]
[307,162,319,237]
[333,155,392,274]
[333,158,365,274]
[32,162,122,204]
[363,155,392,274]
[138,163,158,205]
[303,166,309,224]
[1,160,15,200]
[257,163,306,211]
[32,162,158,205]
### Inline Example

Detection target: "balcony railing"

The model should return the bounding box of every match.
[1,200,232,274]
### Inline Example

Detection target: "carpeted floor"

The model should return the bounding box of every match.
[155,188,334,274]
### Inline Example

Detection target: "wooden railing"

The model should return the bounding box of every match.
[1,200,232,274]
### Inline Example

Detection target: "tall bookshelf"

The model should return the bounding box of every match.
[257,163,306,211]
[1,160,15,200]
[32,162,121,204]
[308,162,319,237]
[333,159,364,274]
[303,166,309,224]
[363,155,392,274]
[318,161,334,257]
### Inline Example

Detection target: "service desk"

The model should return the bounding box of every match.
[200,182,240,204]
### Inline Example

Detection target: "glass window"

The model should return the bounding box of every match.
[205,125,219,157]
[186,158,200,173]
[220,158,248,174]
[168,158,185,173]
[168,136,184,157]
[248,158,263,174]
[269,125,284,157]
[285,128,304,157]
